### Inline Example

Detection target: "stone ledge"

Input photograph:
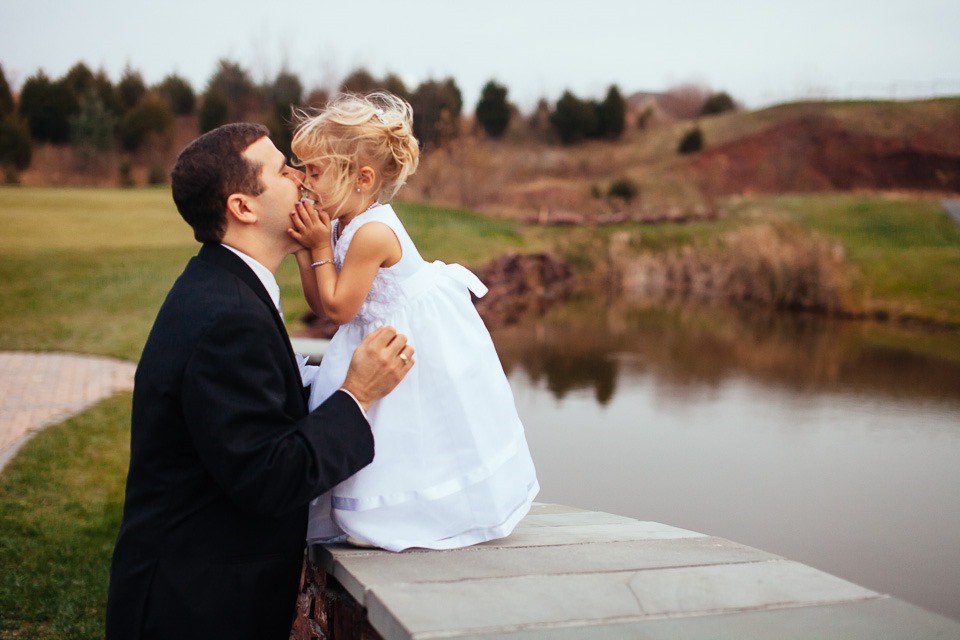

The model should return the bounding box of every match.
[292,503,960,640]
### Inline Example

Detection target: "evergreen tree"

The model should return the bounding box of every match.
[0,65,13,117]
[475,80,511,139]
[304,88,330,109]
[340,69,410,101]
[119,94,173,152]
[528,98,552,135]
[267,70,304,158]
[550,90,596,145]
[92,69,122,115]
[269,70,303,116]
[205,59,259,121]
[156,74,196,115]
[63,62,96,98]
[70,88,117,153]
[117,67,147,113]
[340,68,377,94]
[598,85,626,139]
[381,73,409,101]
[410,78,462,147]
[64,63,121,123]
[70,88,117,174]
[18,72,77,143]
[199,89,229,133]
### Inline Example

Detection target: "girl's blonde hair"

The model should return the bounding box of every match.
[291,92,420,215]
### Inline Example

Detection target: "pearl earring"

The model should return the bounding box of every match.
[356,187,360,193]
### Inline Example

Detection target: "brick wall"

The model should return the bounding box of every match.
[290,549,384,640]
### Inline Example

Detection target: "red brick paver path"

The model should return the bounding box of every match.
[0,352,136,472]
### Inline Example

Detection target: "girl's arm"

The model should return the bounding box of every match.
[294,249,324,317]
[289,201,401,325]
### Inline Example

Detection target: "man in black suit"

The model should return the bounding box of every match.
[106,123,412,639]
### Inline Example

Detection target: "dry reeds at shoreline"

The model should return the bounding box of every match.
[615,222,851,314]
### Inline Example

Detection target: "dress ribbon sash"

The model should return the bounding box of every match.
[400,260,489,301]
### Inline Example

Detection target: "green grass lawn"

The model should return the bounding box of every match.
[0,394,130,639]
[0,188,525,361]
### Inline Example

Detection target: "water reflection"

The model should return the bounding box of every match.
[490,298,960,621]
[493,298,960,408]
[500,341,620,404]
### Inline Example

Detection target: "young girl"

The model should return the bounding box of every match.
[288,92,539,552]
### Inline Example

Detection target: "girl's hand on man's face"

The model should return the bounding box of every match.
[288,200,332,250]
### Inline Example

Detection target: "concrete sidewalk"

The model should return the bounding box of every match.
[0,352,136,472]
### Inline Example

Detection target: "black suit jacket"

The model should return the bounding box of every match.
[106,243,374,639]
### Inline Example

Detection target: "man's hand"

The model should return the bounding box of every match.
[341,326,414,412]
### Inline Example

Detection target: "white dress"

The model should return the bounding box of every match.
[303,203,539,552]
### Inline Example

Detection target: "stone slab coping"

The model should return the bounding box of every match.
[312,503,960,640]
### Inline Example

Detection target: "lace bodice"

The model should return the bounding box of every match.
[331,206,406,326]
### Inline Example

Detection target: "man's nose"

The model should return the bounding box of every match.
[290,168,306,185]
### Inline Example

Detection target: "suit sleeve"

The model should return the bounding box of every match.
[181,308,374,518]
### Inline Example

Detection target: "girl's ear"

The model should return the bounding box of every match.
[225,193,257,224]
[357,165,378,190]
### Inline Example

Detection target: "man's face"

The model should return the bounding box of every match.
[241,137,305,240]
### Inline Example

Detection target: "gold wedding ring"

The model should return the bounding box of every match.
[399,353,409,363]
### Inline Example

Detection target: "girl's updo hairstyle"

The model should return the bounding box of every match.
[291,92,420,214]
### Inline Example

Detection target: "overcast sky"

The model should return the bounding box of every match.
[2,0,958,112]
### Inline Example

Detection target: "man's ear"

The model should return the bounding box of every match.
[225,193,257,224]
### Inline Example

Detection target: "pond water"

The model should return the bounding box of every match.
[489,298,960,622]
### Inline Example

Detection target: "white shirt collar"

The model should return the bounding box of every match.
[220,243,282,313]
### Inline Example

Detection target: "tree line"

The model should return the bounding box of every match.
[0,59,737,182]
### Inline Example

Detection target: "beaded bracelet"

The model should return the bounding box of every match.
[310,260,333,269]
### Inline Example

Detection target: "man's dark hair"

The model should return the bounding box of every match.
[171,123,271,243]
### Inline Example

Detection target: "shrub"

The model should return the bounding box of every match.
[636,106,653,130]
[0,115,32,171]
[701,91,736,116]
[677,126,703,154]
[3,164,19,185]
[118,158,134,187]
[607,177,639,202]
[147,164,166,185]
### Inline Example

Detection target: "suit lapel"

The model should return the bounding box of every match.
[197,243,304,402]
